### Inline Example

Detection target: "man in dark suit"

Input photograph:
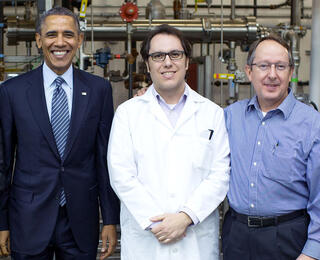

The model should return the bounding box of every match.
[0,7,119,259]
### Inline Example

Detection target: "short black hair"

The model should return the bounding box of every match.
[140,24,192,61]
[247,34,294,67]
[36,7,80,34]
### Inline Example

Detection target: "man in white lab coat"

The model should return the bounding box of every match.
[107,24,230,260]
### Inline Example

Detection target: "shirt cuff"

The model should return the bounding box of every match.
[302,238,320,259]
[180,207,199,225]
[146,221,161,230]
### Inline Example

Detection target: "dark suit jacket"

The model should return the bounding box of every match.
[0,65,119,254]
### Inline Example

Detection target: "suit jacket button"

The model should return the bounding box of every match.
[61,167,64,172]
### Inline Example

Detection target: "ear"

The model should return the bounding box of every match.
[185,58,189,70]
[145,61,150,72]
[77,32,84,49]
[288,67,294,82]
[35,33,42,49]
[245,64,252,81]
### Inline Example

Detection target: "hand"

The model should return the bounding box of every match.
[296,254,316,260]
[0,230,10,257]
[150,212,192,244]
[99,225,117,260]
[134,87,148,97]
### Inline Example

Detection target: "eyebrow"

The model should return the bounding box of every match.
[45,30,75,36]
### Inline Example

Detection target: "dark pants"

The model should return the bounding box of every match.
[11,206,97,260]
[222,209,309,260]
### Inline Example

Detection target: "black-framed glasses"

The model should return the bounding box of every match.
[148,50,185,62]
[251,62,292,72]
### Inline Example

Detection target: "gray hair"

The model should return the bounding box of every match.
[36,7,80,34]
[247,34,294,67]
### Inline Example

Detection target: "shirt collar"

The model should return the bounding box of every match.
[246,88,295,119]
[152,85,189,109]
[43,62,73,89]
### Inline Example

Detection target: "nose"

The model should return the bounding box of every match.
[163,54,173,67]
[268,64,277,79]
[55,33,66,46]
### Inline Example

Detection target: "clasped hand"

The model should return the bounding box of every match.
[150,212,192,244]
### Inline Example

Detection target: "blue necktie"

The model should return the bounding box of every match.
[51,76,69,206]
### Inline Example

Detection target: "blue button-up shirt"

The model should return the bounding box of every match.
[224,90,320,259]
[43,62,73,119]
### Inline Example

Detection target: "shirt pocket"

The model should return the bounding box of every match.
[262,143,296,183]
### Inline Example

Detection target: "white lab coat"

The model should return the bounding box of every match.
[108,85,230,260]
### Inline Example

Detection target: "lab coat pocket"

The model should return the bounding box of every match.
[193,137,214,176]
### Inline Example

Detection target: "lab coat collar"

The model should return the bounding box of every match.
[139,84,205,130]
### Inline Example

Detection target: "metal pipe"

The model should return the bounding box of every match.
[231,0,236,20]
[127,23,133,99]
[219,0,224,106]
[204,55,212,100]
[197,62,204,96]
[310,0,320,108]
[253,0,257,17]
[227,41,237,100]
[180,0,188,19]
[91,4,94,72]
[291,0,302,26]
[284,31,300,94]
[6,18,267,44]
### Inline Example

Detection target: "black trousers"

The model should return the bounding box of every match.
[222,209,309,260]
[11,206,97,260]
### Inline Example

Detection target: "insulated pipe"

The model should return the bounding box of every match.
[309,0,320,108]
[6,18,266,44]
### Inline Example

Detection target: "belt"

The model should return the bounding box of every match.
[230,208,307,228]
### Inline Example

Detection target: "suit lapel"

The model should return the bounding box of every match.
[63,69,90,161]
[26,66,60,160]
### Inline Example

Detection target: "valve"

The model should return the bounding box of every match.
[94,48,112,69]
[119,2,139,22]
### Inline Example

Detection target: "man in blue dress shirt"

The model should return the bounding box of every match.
[223,34,320,260]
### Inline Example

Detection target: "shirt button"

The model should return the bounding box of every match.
[250,203,255,208]
[250,183,254,187]
[170,193,175,198]
[172,248,178,253]
[257,141,261,145]
[262,121,265,125]
[253,162,257,166]
[61,167,65,172]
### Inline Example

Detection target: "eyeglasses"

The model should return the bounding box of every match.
[251,62,292,72]
[148,50,185,62]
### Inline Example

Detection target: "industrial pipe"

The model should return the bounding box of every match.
[6,18,267,44]
[309,0,320,108]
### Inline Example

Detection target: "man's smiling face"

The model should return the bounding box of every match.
[146,33,189,97]
[35,15,83,75]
